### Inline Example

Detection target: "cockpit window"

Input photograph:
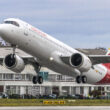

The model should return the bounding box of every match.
[4,21,19,27]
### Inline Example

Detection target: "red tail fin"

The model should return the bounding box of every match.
[103,48,110,68]
[106,48,110,55]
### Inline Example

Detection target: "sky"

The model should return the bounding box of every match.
[0,0,110,48]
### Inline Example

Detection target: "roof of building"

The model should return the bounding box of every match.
[76,47,107,55]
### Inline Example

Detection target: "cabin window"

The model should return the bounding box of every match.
[4,21,19,27]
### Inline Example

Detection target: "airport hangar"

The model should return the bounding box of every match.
[0,47,109,97]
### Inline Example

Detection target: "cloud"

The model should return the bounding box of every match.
[53,33,110,48]
[0,0,110,48]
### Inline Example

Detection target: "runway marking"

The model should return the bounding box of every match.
[43,100,65,104]
[0,106,110,110]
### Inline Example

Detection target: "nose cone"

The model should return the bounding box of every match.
[0,24,7,36]
[0,24,14,45]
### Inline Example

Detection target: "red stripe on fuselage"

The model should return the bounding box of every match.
[96,63,110,84]
[31,27,47,37]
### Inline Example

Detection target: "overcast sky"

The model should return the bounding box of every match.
[0,0,110,48]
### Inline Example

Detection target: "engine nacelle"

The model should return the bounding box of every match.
[4,54,25,73]
[70,53,92,72]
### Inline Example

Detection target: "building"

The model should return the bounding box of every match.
[0,47,109,97]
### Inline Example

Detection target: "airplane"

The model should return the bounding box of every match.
[0,18,110,85]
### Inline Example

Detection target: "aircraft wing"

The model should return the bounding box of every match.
[60,55,110,66]
[60,56,71,66]
[20,56,35,62]
[0,56,36,64]
[88,55,110,65]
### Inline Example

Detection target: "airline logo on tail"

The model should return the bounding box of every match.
[106,48,110,55]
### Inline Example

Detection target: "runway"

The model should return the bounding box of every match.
[0,106,110,110]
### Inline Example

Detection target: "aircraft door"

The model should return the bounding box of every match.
[24,24,28,36]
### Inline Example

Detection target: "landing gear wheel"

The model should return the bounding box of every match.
[76,76,82,83]
[32,76,38,84]
[76,75,87,84]
[82,75,87,83]
[38,76,43,84]
[32,76,43,84]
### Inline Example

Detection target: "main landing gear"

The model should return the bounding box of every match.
[11,44,43,84]
[76,75,87,84]
[11,44,16,57]
[32,75,43,84]
[32,63,43,84]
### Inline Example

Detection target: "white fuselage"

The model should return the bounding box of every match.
[0,18,109,84]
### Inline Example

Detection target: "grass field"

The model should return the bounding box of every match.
[0,99,110,106]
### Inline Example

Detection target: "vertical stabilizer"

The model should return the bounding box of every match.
[103,48,110,68]
[106,48,110,55]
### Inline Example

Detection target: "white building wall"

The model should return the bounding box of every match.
[20,86,26,95]
[83,87,89,97]
[76,87,80,94]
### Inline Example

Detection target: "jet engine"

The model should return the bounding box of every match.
[4,54,25,73]
[70,53,92,72]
